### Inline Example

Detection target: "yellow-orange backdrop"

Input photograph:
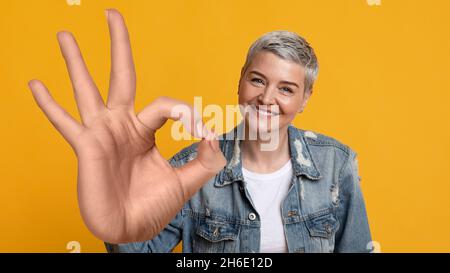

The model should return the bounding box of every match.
[1,0,449,252]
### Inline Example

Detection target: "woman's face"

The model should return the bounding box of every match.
[238,50,311,136]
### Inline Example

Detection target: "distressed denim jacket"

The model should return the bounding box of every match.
[105,123,372,253]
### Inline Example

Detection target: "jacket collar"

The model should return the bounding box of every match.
[215,122,321,187]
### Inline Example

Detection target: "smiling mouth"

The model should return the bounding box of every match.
[249,105,280,117]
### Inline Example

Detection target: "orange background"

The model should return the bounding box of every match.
[1,0,449,252]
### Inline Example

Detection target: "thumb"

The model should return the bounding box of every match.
[196,132,226,172]
[173,133,227,199]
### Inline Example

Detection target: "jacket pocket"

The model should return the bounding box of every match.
[193,217,240,253]
[305,212,340,252]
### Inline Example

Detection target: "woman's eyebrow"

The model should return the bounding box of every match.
[249,70,299,88]
[279,80,299,88]
[249,70,267,79]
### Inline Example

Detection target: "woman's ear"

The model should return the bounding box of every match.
[238,67,245,95]
[298,89,313,113]
[237,79,240,95]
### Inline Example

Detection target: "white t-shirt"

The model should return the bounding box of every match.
[242,159,293,253]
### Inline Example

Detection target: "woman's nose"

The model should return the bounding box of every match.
[258,87,277,105]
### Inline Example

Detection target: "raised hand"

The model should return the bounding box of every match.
[28,9,226,244]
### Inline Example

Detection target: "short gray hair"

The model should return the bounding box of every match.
[241,31,319,94]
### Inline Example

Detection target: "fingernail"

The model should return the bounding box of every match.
[105,9,110,20]
[195,120,204,139]
[211,128,217,140]
[208,131,215,141]
[204,127,213,141]
[209,138,219,152]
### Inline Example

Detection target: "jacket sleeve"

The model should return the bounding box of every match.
[104,156,185,253]
[334,149,373,253]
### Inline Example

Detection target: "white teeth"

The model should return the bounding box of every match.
[253,107,279,117]
[258,109,275,117]
[247,105,280,117]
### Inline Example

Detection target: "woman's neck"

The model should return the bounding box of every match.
[241,127,291,173]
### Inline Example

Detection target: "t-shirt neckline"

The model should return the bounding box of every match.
[242,159,293,181]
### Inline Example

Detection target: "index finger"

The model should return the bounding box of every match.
[137,96,212,140]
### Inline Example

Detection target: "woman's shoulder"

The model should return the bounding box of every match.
[291,126,356,157]
[291,126,359,181]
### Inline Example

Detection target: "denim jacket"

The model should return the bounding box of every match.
[105,123,372,253]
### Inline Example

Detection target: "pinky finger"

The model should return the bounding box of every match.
[28,79,84,148]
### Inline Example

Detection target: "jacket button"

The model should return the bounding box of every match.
[248,213,257,221]
[287,210,297,217]
[325,224,332,233]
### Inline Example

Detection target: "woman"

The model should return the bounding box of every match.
[28,9,371,253]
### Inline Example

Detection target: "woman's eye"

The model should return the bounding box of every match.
[280,87,293,94]
[251,78,264,85]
